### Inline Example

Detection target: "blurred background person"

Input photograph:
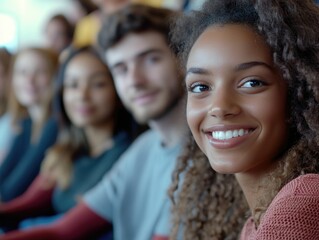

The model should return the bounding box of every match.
[72,0,132,48]
[0,48,13,166]
[0,0,205,55]
[43,14,75,55]
[0,46,140,238]
[0,4,185,240]
[72,0,176,49]
[0,47,59,202]
[71,0,98,25]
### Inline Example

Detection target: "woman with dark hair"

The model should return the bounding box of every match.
[0,46,138,238]
[169,0,319,239]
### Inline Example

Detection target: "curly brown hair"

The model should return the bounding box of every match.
[169,0,319,239]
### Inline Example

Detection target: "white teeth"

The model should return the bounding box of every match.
[219,131,225,140]
[233,130,238,137]
[239,129,244,136]
[225,130,232,139]
[212,129,250,140]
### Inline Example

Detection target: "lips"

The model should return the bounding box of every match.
[132,91,158,105]
[75,106,94,115]
[203,125,256,149]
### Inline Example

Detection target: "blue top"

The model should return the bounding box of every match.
[0,113,15,165]
[84,130,183,240]
[0,117,58,202]
[52,131,132,213]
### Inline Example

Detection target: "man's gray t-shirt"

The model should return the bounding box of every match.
[84,129,182,240]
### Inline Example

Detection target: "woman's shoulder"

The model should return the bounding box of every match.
[268,174,319,212]
[255,174,319,239]
[43,116,59,129]
[0,113,12,133]
[276,174,319,200]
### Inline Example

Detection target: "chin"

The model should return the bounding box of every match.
[211,168,233,175]
[209,161,239,175]
[133,115,149,125]
[134,111,158,124]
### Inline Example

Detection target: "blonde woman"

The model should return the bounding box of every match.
[0,47,59,202]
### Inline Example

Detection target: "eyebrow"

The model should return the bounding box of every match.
[186,67,210,76]
[235,61,273,71]
[136,48,163,59]
[186,61,273,77]
[111,48,163,69]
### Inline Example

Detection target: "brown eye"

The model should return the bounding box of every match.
[112,65,127,76]
[64,78,78,89]
[241,79,265,88]
[188,83,210,93]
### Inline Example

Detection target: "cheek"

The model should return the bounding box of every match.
[247,90,288,146]
[114,81,127,102]
[12,81,19,94]
[162,65,181,88]
[12,79,26,99]
[62,92,73,113]
[36,75,52,89]
[257,90,287,126]
[101,85,116,99]
[98,91,117,113]
[12,77,22,89]
[186,99,207,142]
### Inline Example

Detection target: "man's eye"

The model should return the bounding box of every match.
[112,65,127,76]
[146,55,161,64]
[241,79,265,88]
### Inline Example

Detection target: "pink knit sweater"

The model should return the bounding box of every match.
[240,174,319,240]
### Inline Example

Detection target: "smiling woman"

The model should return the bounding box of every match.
[169,0,319,239]
[186,24,287,174]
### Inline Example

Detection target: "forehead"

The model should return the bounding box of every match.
[15,51,48,67]
[68,52,101,66]
[187,24,272,68]
[47,20,66,30]
[66,53,107,74]
[105,31,169,66]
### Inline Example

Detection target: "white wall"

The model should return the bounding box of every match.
[0,0,79,53]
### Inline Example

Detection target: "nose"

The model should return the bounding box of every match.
[24,72,36,84]
[208,86,240,119]
[77,84,90,100]
[126,64,146,88]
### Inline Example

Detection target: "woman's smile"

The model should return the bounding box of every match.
[203,125,256,149]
